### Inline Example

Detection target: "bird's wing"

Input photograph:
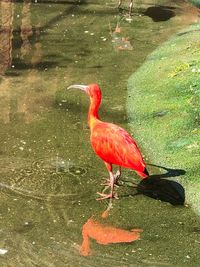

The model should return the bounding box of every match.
[90,122,145,171]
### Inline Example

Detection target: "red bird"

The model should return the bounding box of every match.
[68,84,149,200]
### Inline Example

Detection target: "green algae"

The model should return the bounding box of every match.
[127,21,200,214]
[189,0,200,7]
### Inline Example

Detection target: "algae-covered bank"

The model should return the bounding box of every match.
[127,19,200,214]
[189,0,200,7]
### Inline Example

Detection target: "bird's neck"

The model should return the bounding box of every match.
[88,98,101,129]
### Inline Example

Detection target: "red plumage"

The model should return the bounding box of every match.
[91,121,146,176]
[68,83,149,200]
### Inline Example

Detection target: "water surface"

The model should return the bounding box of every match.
[0,0,199,266]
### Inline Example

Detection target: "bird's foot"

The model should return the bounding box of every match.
[101,178,110,186]
[96,192,119,201]
[125,14,133,22]
[101,178,119,188]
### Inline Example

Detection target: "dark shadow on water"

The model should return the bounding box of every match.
[4,72,21,77]
[122,164,185,206]
[143,6,176,22]
[137,177,185,206]
[5,61,59,73]
[137,164,185,205]
[4,55,73,75]
[147,164,186,178]
[177,29,200,36]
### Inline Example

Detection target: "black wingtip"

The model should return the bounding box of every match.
[144,167,149,177]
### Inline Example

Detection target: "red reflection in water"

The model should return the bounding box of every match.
[110,22,133,51]
[80,216,143,256]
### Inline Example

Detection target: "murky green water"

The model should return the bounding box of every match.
[0,0,199,266]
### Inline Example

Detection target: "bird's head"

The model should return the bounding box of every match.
[67,83,102,101]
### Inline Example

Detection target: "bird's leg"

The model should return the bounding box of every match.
[129,0,133,16]
[101,163,119,186]
[101,162,113,187]
[101,165,121,187]
[118,0,122,9]
[97,171,118,200]
[97,162,118,200]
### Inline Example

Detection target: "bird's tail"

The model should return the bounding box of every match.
[136,168,149,179]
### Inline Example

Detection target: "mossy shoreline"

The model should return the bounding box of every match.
[127,19,200,214]
[189,0,200,7]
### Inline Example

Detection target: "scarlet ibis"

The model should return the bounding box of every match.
[118,0,133,16]
[67,84,149,200]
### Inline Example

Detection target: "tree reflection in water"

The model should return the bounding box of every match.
[0,0,14,75]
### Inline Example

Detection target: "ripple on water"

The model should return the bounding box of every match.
[0,156,89,202]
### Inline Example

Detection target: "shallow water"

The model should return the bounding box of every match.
[0,0,199,266]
